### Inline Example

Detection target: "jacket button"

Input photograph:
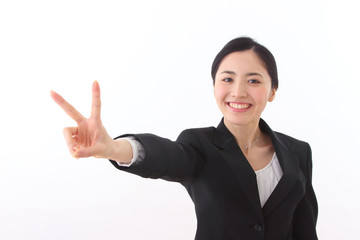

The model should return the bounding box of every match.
[253,224,263,232]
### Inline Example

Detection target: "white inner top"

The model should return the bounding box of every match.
[255,152,283,207]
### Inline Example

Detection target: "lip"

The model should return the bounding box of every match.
[226,102,253,112]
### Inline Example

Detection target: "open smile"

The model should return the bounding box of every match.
[227,102,252,112]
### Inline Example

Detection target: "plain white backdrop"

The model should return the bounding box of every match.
[1,0,359,239]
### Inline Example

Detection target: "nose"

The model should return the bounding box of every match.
[231,81,247,98]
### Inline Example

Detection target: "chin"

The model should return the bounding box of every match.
[224,116,251,126]
[223,111,262,126]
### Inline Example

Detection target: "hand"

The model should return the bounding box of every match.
[50,81,115,159]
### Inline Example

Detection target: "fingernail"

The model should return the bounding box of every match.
[73,152,81,159]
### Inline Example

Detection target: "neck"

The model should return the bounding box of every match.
[223,118,262,150]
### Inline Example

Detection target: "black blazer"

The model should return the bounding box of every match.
[111,119,318,240]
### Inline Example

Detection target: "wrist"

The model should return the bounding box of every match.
[108,139,133,164]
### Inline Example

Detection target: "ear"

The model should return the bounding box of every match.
[268,88,276,102]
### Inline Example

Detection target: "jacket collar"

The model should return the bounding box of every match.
[214,118,300,218]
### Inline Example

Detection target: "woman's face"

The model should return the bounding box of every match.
[214,50,275,127]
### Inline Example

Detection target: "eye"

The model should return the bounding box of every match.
[223,78,233,82]
[248,79,260,84]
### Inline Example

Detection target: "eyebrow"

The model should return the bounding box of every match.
[219,71,264,78]
[247,72,264,78]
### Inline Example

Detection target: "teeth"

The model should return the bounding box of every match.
[229,103,250,109]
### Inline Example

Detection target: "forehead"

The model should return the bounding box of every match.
[217,50,268,74]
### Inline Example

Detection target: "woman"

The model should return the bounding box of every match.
[51,37,318,240]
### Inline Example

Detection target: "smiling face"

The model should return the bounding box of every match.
[214,50,276,128]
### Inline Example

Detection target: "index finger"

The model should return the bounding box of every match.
[90,80,101,119]
[50,90,85,123]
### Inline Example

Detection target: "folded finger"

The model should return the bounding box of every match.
[63,127,79,156]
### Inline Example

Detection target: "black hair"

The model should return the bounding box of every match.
[211,37,278,90]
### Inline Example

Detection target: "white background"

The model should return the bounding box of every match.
[1,0,359,239]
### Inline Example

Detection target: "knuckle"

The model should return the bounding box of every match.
[62,127,71,134]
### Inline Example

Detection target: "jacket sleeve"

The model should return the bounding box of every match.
[292,143,318,239]
[109,129,205,183]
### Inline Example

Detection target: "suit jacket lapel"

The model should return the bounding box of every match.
[213,119,300,219]
[214,119,263,219]
[259,120,299,217]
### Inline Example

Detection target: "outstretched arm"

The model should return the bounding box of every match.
[51,81,132,164]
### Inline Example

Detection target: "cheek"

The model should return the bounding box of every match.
[251,89,270,103]
[213,85,226,101]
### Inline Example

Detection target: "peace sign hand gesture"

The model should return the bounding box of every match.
[51,81,132,162]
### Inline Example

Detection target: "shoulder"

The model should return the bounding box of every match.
[174,126,217,161]
[273,130,312,168]
[260,118,310,150]
[176,127,218,153]
[260,119,311,153]
[177,126,216,143]
[274,131,310,149]
[272,131,315,183]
